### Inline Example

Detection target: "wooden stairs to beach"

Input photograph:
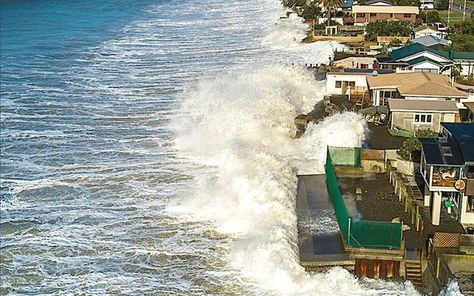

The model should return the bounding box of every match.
[405,249,424,286]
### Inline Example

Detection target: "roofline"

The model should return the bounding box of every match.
[399,93,468,98]
[389,108,458,112]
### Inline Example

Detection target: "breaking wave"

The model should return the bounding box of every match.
[170,65,421,295]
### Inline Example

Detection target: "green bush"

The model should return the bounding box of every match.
[419,10,442,24]
[302,3,322,20]
[366,20,413,41]
[397,129,438,161]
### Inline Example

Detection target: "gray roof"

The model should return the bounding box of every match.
[411,35,450,48]
[388,99,459,112]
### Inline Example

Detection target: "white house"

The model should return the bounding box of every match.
[326,71,369,96]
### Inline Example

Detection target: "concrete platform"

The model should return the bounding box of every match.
[296,174,355,271]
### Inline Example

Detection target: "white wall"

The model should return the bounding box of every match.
[461,194,474,224]
[411,61,441,73]
[459,61,474,77]
[326,73,368,95]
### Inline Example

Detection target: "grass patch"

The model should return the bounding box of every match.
[454,0,474,7]
[389,129,415,138]
[438,10,466,25]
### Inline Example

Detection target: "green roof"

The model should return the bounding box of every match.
[453,51,474,60]
[407,56,444,66]
[390,43,474,62]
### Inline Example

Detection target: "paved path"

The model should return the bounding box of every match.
[296,175,353,270]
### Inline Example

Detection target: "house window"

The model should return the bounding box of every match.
[348,81,356,87]
[414,113,433,124]
[404,13,411,18]
[370,13,377,17]
[357,13,366,17]
[390,13,395,18]
[335,81,342,88]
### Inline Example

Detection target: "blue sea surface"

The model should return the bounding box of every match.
[1,0,282,293]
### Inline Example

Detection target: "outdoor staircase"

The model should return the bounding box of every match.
[405,249,424,286]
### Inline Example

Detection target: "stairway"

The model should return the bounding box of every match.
[405,249,423,286]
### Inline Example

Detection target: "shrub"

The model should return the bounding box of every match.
[366,20,413,41]
[397,129,438,161]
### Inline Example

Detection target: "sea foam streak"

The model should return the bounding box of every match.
[170,65,420,295]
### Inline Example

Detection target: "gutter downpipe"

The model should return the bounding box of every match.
[348,217,352,246]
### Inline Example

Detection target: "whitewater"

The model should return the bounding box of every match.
[0,0,461,295]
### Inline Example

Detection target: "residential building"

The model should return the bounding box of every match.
[420,0,435,9]
[388,99,459,132]
[411,35,450,48]
[378,43,474,77]
[413,25,443,39]
[351,5,419,25]
[366,72,468,107]
[420,123,474,226]
[331,52,377,69]
[326,69,393,96]
[365,0,393,5]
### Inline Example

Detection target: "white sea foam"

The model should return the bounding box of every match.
[171,65,420,295]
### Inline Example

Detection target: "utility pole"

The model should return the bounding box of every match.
[447,0,452,28]
[463,0,467,21]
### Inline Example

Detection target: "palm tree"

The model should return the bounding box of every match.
[319,0,343,25]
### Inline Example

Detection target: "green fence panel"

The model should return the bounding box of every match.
[349,220,402,249]
[325,151,349,241]
[325,147,402,250]
[328,147,361,167]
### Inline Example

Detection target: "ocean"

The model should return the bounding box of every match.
[0,0,445,295]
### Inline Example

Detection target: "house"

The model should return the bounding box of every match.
[366,72,468,106]
[411,35,450,48]
[420,0,435,9]
[413,25,444,39]
[326,69,393,96]
[351,5,419,25]
[331,52,377,69]
[388,99,459,132]
[382,43,474,77]
[365,0,393,5]
[419,123,474,226]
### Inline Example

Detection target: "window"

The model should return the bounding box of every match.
[414,113,433,124]
[390,13,394,18]
[335,81,342,88]
[404,13,411,18]
[370,13,377,17]
[348,81,356,87]
[357,13,366,17]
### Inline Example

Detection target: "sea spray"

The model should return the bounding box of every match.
[171,64,421,295]
[263,13,347,66]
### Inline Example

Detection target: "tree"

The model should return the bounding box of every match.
[366,20,413,41]
[319,0,343,25]
[397,129,438,161]
[302,3,322,20]
[283,0,306,8]
[436,0,449,10]
[419,10,442,24]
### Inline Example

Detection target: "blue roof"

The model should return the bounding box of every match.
[442,123,474,163]
[411,35,450,47]
[341,0,354,8]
